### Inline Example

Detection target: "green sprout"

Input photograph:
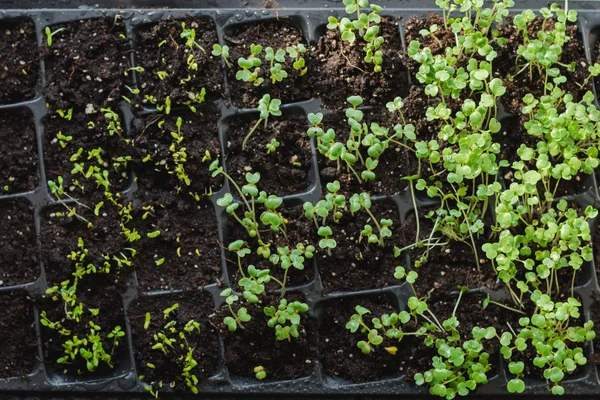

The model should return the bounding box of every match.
[242,94,282,150]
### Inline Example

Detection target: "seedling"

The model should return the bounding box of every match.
[212,44,232,68]
[45,26,65,46]
[264,299,309,341]
[241,94,282,150]
[254,365,267,380]
[265,138,280,154]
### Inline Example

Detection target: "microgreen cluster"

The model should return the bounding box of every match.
[327,0,385,72]
[140,304,203,396]
[347,286,496,398]
[235,43,308,86]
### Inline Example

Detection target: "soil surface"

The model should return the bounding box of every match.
[0,290,37,379]
[226,204,315,289]
[0,108,39,194]
[590,291,600,366]
[315,17,409,109]
[40,280,129,377]
[43,17,130,109]
[318,108,416,196]
[318,200,402,293]
[225,110,312,196]
[129,290,219,391]
[131,105,223,198]
[134,17,224,107]
[0,198,39,287]
[0,18,39,104]
[217,292,317,381]
[130,197,222,292]
[224,20,312,108]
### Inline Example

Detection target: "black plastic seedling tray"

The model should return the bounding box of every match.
[1,0,600,397]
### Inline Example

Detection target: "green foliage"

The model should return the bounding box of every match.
[264,299,309,341]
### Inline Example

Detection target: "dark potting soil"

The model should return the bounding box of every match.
[0,19,38,104]
[43,106,132,204]
[217,292,317,381]
[42,17,130,109]
[315,293,411,383]
[318,108,417,196]
[226,204,315,289]
[40,280,129,377]
[0,198,39,287]
[318,200,402,293]
[398,211,499,297]
[590,291,600,366]
[0,290,37,379]
[129,290,219,391]
[134,17,224,107]
[40,202,131,291]
[224,110,312,196]
[314,17,409,109]
[131,105,224,198]
[130,197,222,292]
[224,20,313,108]
[0,108,39,194]
[496,17,590,115]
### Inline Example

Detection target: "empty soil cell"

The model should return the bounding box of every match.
[216,293,317,381]
[317,108,416,196]
[130,198,222,292]
[0,290,37,379]
[225,204,315,289]
[0,198,39,287]
[128,290,219,393]
[317,200,402,293]
[42,17,130,109]
[224,110,312,196]
[134,17,224,107]
[496,17,590,115]
[43,106,131,204]
[39,280,129,378]
[130,105,223,198]
[0,18,39,104]
[316,293,409,383]
[40,203,130,291]
[224,19,313,108]
[0,108,39,194]
[314,17,409,109]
